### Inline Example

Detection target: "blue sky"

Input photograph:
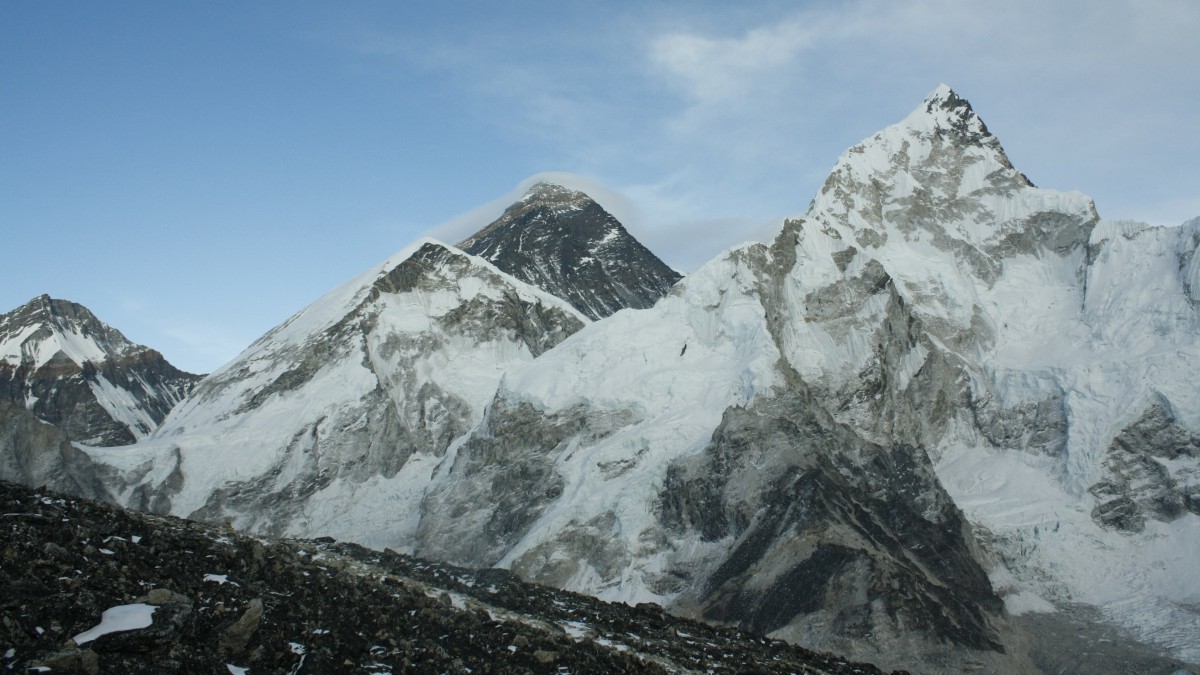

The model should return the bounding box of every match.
[3,1,1198,374]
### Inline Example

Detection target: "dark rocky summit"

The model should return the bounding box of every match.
[458,182,682,319]
[0,480,896,674]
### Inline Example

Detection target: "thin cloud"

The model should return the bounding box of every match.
[158,321,261,375]
[650,19,815,101]
[424,172,649,249]
[639,0,1200,219]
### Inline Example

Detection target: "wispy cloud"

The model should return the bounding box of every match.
[650,19,816,102]
[159,326,252,374]
[344,0,1200,271]
[644,0,1200,222]
[424,171,646,247]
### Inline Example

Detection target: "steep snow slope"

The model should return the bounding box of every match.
[458,182,682,319]
[785,85,1200,663]
[0,295,199,446]
[85,240,587,546]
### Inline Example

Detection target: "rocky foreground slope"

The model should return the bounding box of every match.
[0,480,894,674]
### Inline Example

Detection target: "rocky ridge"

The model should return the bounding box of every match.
[458,182,682,319]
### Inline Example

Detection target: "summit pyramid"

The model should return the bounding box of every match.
[458,182,682,319]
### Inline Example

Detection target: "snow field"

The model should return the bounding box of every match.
[492,246,782,603]
[937,444,1200,662]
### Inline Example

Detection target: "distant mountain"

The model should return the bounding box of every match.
[458,182,682,319]
[0,295,200,446]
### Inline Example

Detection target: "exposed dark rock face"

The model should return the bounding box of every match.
[1089,399,1200,532]
[418,398,635,568]
[0,480,897,674]
[458,182,682,319]
[659,384,1008,671]
[0,402,112,500]
[0,295,200,446]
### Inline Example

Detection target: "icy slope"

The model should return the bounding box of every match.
[415,242,784,574]
[933,216,1200,663]
[787,85,1200,663]
[85,239,587,546]
[458,182,682,319]
[0,295,199,446]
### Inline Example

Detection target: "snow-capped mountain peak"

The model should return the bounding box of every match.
[1,295,135,370]
[94,238,588,538]
[0,295,199,446]
[783,88,1200,665]
[802,84,1097,343]
[904,83,994,142]
[815,84,1053,222]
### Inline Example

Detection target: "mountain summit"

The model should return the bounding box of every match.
[907,83,996,143]
[0,295,199,446]
[457,182,682,319]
